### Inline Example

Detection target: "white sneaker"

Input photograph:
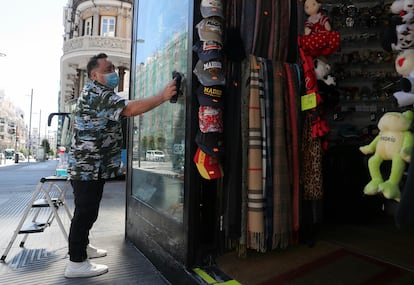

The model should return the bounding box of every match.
[64,260,108,278]
[87,244,107,259]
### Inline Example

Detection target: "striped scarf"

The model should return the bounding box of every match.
[247,55,266,252]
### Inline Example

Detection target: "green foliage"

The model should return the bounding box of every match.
[148,136,155,150]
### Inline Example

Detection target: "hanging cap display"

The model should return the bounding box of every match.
[197,84,224,108]
[193,147,224,180]
[192,41,223,63]
[195,130,224,156]
[198,106,223,133]
[196,17,223,44]
[193,60,226,86]
[200,0,224,19]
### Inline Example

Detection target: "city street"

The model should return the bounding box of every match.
[0,160,170,285]
[0,160,56,190]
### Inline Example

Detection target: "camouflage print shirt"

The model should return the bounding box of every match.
[68,80,128,181]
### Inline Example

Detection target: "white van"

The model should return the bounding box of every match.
[145,150,165,161]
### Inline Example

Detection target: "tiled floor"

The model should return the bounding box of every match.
[0,179,170,285]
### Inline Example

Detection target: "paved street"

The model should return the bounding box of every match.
[0,160,171,285]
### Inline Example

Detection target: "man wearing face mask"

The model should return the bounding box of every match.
[64,53,177,278]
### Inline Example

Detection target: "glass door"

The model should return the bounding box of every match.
[126,0,192,268]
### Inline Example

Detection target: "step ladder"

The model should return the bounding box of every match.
[1,176,72,262]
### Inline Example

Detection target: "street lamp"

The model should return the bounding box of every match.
[27,89,33,162]
[37,109,41,156]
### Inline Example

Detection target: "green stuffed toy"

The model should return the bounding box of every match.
[359,111,414,202]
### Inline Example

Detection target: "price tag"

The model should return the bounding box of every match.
[301,92,317,111]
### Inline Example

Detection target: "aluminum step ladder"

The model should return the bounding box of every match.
[1,176,72,262]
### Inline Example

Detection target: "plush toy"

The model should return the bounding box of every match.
[314,56,339,107]
[395,49,414,76]
[303,0,331,35]
[314,56,336,86]
[393,49,414,106]
[299,0,340,57]
[359,111,414,201]
[391,0,414,24]
[382,0,414,52]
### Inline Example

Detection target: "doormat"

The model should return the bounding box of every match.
[257,248,414,285]
[193,266,242,285]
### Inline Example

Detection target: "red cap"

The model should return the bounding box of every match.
[193,147,224,180]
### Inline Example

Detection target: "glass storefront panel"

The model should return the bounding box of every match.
[130,0,189,223]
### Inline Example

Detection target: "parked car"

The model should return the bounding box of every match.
[145,150,165,161]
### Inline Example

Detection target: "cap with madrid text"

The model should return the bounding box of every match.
[193,60,226,86]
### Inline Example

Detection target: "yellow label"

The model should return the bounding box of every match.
[301,92,317,111]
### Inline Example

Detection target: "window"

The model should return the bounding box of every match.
[84,17,93,36]
[131,0,189,224]
[101,16,116,37]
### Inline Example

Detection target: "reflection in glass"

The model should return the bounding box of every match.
[131,0,188,223]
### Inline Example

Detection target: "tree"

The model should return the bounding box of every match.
[156,135,166,150]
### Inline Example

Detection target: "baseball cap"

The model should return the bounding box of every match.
[200,0,224,19]
[193,147,224,180]
[196,17,223,44]
[199,106,223,133]
[195,130,224,156]
[197,85,224,108]
[193,41,223,63]
[193,60,226,86]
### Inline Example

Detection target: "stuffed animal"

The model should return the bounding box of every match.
[382,0,414,52]
[391,0,414,24]
[359,111,414,202]
[395,49,414,76]
[303,0,331,35]
[314,56,336,86]
[299,0,340,57]
[314,57,339,107]
[393,49,414,106]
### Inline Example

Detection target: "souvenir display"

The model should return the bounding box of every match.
[193,0,225,180]
[359,111,414,202]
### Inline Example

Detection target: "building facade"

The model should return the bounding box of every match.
[60,0,133,115]
[0,90,27,153]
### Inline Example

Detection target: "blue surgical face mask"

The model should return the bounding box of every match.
[104,72,119,89]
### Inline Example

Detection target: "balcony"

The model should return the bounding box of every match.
[60,35,131,111]
[72,0,133,10]
[63,36,131,57]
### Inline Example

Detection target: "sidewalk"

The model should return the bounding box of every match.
[0,174,171,284]
[0,157,38,167]
[0,159,18,167]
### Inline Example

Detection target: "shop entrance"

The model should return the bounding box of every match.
[125,1,199,283]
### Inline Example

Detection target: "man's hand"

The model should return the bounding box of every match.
[161,79,178,101]
[122,79,179,117]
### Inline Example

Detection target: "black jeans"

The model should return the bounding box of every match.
[69,180,105,262]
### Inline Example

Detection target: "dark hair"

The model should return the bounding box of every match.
[87,53,108,78]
